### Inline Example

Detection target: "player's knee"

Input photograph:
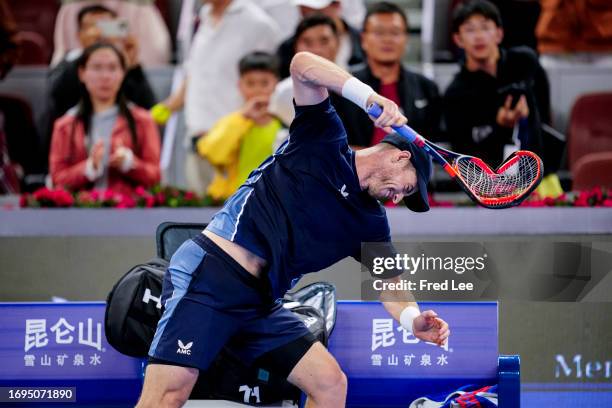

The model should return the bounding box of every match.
[138,390,190,408]
[138,367,196,408]
[160,390,191,408]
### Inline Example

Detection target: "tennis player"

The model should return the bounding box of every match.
[137,51,450,408]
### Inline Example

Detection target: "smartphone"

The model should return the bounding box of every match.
[497,82,527,109]
[508,92,522,109]
[97,20,129,38]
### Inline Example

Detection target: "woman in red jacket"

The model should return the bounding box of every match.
[49,42,160,195]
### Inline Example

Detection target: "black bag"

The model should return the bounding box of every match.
[283,282,337,342]
[105,254,337,404]
[104,257,168,357]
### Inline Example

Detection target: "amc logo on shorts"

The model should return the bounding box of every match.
[176,340,193,355]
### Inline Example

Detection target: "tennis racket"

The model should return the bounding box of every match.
[367,103,543,209]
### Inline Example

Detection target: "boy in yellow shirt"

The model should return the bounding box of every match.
[196,52,286,201]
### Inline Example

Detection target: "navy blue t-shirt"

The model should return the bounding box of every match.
[207,98,396,299]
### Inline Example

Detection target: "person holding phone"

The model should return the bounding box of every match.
[40,4,157,176]
[195,52,285,202]
[49,42,160,195]
[442,0,553,173]
[50,0,171,67]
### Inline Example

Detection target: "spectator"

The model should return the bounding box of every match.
[196,52,284,202]
[51,0,171,67]
[41,4,157,174]
[150,0,280,196]
[0,0,21,193]
[0,97,39,194]
[443,0,555,175]
[269,13,341,126]
[276,0,365,79]
[536,0,612,67]
[0,115,18,194]
[49,42,160,195]
[0,0,17,80]
[0,0,39,194]
[335,2,442,148]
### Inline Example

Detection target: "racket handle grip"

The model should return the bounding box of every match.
[366,103,419,143]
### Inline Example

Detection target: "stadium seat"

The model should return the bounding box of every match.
[14,31,47,65]
[568,92,612,172]
[156,221,207,261]
[572,151,612,191]
[0,93,40,178]
[8,0,59,65]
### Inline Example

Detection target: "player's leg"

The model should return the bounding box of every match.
[287,342,347,408]
[136,363,198,408]
[137,237,204,407]
[140,298,239,407]
[139,236,240,407]
[242,303,347,408]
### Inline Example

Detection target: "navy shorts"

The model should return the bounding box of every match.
[148,233,314,376]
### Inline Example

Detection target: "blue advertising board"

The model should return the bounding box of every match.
[328,301,499,407]
[0,302,142,406]
[0,301,501,407]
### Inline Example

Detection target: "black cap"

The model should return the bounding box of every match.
[380,132,432,212]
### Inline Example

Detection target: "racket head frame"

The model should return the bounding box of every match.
[366,102,543,209]
[424,141,544,208]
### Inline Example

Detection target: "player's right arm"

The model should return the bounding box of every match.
[289,51,407,132]
[380,275,450,347]
[359,243,449,347]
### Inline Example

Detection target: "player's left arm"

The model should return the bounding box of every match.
[289,51,406,133]
[379,275,450,347]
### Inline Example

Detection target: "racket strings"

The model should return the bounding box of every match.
[455,154,541,205]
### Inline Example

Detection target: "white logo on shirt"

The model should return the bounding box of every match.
[177,340,193,355]
[415,99,429,109]
[340,184,349,198]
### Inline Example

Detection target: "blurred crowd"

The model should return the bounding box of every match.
[1,0,612,202]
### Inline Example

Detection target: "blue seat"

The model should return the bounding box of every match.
[156,221,207,261]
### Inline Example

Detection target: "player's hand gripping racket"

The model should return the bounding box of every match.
[367,103,543,209]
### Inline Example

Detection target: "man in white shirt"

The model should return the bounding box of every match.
[152,0,281,195]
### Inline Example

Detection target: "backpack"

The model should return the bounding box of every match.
[104,257,168,357]
[105,258,336,404]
